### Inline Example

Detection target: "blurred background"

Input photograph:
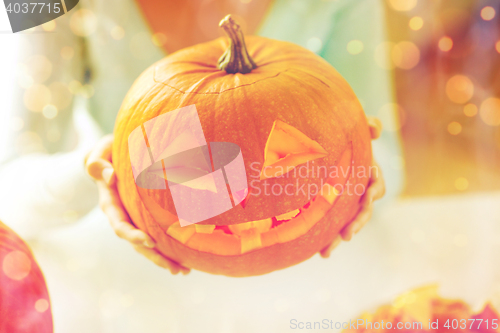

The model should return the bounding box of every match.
[383,0,500,196]
[2,0,500,197]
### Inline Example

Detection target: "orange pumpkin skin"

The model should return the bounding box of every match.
[343,286,500,333]
[112,35,372,276]
[0,221,53,332]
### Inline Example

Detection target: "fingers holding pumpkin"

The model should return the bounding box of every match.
[96,180,156,248]
[133,245,190,275]
[85,134,116,186]
[340,202,374,241]
[320,157,386,256]
[319,235,342,258]
[340,159,384,240]
[319,202,375,258]
[86,137,155,247]
[367,117,382,140]
[362,160,386,205]
[86,135,153,246]
[87,136,191,275]
[86,136,152,246]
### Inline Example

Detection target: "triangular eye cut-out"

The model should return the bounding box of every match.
[260,120,328,180]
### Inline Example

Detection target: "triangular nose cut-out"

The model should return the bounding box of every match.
[260,120,328,180]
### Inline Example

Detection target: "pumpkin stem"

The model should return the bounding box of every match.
[217,14,257,74]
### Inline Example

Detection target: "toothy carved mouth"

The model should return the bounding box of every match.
[153,143,354,256]
[166,182,343,255]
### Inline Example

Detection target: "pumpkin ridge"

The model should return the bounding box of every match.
[286,68,331,89]
[153,69,289,95]
[165,60,218,69]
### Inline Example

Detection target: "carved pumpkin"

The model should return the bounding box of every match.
[0,221,53,332]
[343,285,500,333]
[113,15,372,276]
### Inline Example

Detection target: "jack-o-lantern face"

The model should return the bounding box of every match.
[113,16,372,276]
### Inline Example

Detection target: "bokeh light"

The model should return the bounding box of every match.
[25,55,52,83]
[2,251,31,280]
[463,103,478,117]
[438,36,453,52]
[68,80,82,95]
[496,41,500,53]
[111,26,125,40]
[35,299,49,313]
[445,75,474,104]
[480,97,500,126]
[480,6,496,21]
[454,177,469,191]
[306,37,322,53]
[70,9,97,37]
[388,0,418,12]
[49,81,73,110]
[17,64,34,89]
[447,121,462,135]
[392,41,420,69]
[60,46,74,60]
[409,16,424,31]
[346,40,364,55]
[24,84,51,112]
[41,21,56,32]
[42,105,58,119]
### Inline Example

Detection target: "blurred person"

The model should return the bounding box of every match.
[0,0,401,331]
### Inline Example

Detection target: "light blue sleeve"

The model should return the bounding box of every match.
[258,0,405,199]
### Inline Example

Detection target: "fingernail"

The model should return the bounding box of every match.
[143,240,155,248]
[102,168,114,185]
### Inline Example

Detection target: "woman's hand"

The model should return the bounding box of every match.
[85,135,190,275]
[320,117,386,258]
